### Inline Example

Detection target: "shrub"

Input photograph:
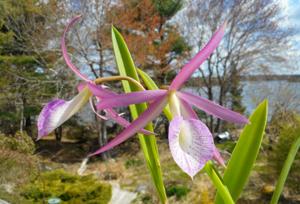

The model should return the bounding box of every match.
[269,110,300,193]
[21,169,112,204]
[0,131,35,154]
[0,148,37,203]
[166,185,190,199]
[125,158,143,169]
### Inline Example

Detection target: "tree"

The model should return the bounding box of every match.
[177,0,292,133]
[107,0,190,85]
[0,0,70,137]
[58,0,116,159]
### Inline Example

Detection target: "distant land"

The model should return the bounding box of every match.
[240,74,300,82]
[187,74,300,87]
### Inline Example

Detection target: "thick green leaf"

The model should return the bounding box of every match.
[270,135,300,204]
[111,26,167,204]
[137,68,172,120]
[137,67,234,203]
[215,100,268,203]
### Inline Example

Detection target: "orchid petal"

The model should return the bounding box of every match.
[37,87,91,139]
[105,108,154,135]
[169,116,214,178]
[177,91,249,124]
[180,95,225,167]
[170,22,226,90]
[87,83,118,98]
[85,83,153,134]
[89,96,168,156]
[179,97,198,119]
[180,97,227,166]
[61,15,91,82]
[96,90,167,110]
[213,147,226,167]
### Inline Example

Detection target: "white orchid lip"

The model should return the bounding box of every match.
[169,116,214,178]
[37,87,91,140]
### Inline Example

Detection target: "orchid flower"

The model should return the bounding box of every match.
[88,22,249,178]
[37,15,152,140]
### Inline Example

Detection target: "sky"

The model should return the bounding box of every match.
[278,0,300,74]
[280,0,300,47]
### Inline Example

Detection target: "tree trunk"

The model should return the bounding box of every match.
[55,126,62,142]
[96,114,110,160]
[25,115,32,137]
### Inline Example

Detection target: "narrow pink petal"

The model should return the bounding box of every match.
[179,97,198,119]
[61,15,91,82]
[177,91,249,124]
[213,147,226,167]
[84,83,154,135]
[87,83,118,98]
[96,90,167,110]
[170,22,226,90]
[169,116,214,178]
[89,96,168,156]
[105,108,154,135]
[37,88,91,139]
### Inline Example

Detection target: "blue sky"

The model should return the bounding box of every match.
[279,0,300,74]
[281,0,300,46]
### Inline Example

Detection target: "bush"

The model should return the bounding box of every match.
[166,185,190,199]
[125,158,143,169]
[0,131,35,154]
[0,148,37,203]
[269,110,300,193]
[21,169,112,204]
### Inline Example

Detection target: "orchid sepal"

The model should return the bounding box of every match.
[37,87,91,140]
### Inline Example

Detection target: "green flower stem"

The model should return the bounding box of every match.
[204,162,235,204]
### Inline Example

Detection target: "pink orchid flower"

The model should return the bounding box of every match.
[37,16,152,140]
[88,22,249,178]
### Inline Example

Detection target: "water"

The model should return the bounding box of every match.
[185,80,300,117]
[242,80,300,116]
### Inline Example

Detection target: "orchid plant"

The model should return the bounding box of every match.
[37,16,275,204]
[89,22,249,178]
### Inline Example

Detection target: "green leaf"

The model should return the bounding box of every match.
[137,68,172,121]
[111,26,167,204]
[215,100,268,203]
[270,135,300,204]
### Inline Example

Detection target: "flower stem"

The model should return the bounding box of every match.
[94,76,145,90]
[204,161,235,204]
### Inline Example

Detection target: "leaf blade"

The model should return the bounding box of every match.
[111,26,167,203]
[270,135,300,204]
[215,100,268,203]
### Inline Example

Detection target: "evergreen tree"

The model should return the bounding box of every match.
[0,0,59,136]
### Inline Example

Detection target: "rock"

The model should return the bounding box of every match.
[0,183,14,194]
[110,183,137,204]
[0,199,10,204]
[136,184,148,194]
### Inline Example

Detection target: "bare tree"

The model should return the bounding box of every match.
[60,0,114,159]
[176,0,293,133]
